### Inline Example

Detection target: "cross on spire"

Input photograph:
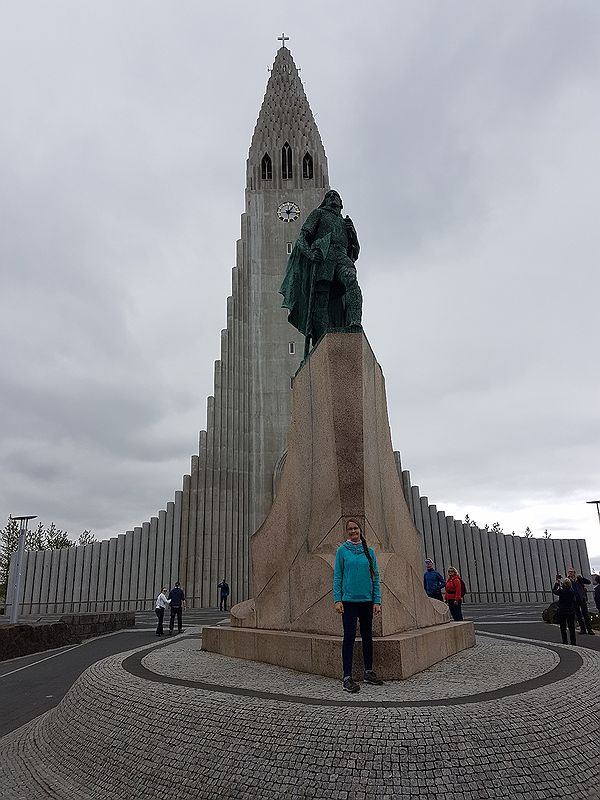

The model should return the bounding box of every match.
[277,33,289,48]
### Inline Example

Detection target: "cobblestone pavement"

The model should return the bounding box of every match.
[1,631,599,799]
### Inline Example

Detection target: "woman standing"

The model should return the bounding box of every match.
[445,567,464,621]
[155,586,170,636]
[552,576,577,645]
[333,518,383,693]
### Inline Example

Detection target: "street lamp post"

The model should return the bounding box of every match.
[587,500,600,527]
[8,515,37,624]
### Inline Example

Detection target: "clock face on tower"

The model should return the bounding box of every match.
[277,201,300,223]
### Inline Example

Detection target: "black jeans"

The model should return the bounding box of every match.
[558,609,576,645]
[427,591,444,601]
[341,601,373,678]
[169,606,183,632]
[220,596,228,611]
[447,599,463,621]
[575,602,592,634]
[155,607,164,635]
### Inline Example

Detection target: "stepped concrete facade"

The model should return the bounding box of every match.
[5,44,590,617]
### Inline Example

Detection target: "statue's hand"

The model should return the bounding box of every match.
[344,216,354,229]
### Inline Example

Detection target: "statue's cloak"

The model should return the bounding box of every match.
[279,233,331,336]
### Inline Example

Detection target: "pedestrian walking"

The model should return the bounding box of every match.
[423,558,445,600]
[594,575,600,613]
[217,579,230,611]
[168,581,186,635]
[552,576,577,645]
[333,518,384,693]
[566,567,595,635]
[445,566,464,621]
[155,586,170,636]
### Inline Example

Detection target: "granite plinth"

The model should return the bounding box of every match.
[201,621,475,680]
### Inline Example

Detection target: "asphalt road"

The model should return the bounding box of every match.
[1,603,597,738]
[0,608,225,737]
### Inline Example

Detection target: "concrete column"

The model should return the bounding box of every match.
[542,538,558,594]
[123,529,136,612]
[224,313,235,609]
[454,520,469,590]
[520,537,536,602]
[474,527,493,603]
[186,456,199,604]
[164,501,175,587]
[105,537,117,611]
[86,541,101,612]
[423,501,440,572]
[503,535,520,603]
[495,533,511,602]
[401,469,415,523]
[445,515,460,571]
[113,534,126,610]
[194,432,207,607]
[218,332,230,602]
[418,497,434,566]
[171,491,182,587]
[468,526,484,602]
[230,267,241,607]
[71,546,85,613]
[212,360,224,607]
[568,539,582,575]
[488,531,508,603]
[462,524,479,599]
[45,549,59,613]
[97,540,109,612]
[55,548,69,613]
[37,550,52,615]
[63,546,77,613]
[79,545,93,613]
[411,485,424,537]
[436,511,452,577]
[203,395,216,604]
[576,539,591,575]
[179,476,191,601]
[154,510,167,597]
[145,517,158,611]
[137,522,150,611]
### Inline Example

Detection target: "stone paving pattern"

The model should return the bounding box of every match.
[143,634,559,701]
[1,632,599,799]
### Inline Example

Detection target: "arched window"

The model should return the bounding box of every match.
[261,153,272,180]
[303,152,313,180]
[282,142,292,180]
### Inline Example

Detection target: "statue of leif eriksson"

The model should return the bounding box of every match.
[279,190,363,357]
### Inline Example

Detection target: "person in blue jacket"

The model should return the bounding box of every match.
[333,518,384,693]
[423,558,445,601]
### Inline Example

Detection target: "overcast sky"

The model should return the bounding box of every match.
[1,2,599,567]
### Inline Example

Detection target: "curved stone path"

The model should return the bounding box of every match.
[1,632,599,799]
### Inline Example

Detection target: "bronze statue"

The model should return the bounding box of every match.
[279,190,362,356]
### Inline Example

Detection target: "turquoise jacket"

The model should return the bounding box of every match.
[333,541,381,604]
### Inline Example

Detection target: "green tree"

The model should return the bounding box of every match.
[77,530,97,546]
[0,518,19,604]
[491,522,504,535]
[44,523,74,550]
[543,528,551,539]
[524,527,533,538]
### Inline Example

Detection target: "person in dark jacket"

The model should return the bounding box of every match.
[333,518,383,693]
[168,582,186,634]
[217,579,230,611]
[423,559,445,601]
[552,576,577,645]
[594,575,600,613]
[567,567,595,635]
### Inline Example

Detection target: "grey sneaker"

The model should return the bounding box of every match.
[364,670,384,685]
[343,676,360,693]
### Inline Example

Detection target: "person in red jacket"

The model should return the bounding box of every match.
[445,566,463,621]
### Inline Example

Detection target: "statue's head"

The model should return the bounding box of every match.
[320,190,343,214]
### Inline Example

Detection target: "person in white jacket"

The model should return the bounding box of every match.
[155,587,171,636]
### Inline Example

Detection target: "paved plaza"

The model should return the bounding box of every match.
[1,627,599,799]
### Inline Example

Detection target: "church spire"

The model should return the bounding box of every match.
[247,44,328,191]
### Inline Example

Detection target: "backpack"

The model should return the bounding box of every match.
[460,578,467,598]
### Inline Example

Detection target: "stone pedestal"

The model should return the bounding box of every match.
[202,332,474,677]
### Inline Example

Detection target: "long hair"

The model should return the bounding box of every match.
[346,518,376,580]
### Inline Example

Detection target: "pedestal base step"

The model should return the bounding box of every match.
[202,622,475,680]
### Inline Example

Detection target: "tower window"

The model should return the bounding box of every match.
[303,152,314,179]
[286,242,292,254]
[288,341,295,355]
[282,142,292,180]
[261,153,272,180]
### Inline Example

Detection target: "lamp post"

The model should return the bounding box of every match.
[8,515,37,624]
[587,500,600,527]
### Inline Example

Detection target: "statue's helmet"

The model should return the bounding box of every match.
[319,190,343,210]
